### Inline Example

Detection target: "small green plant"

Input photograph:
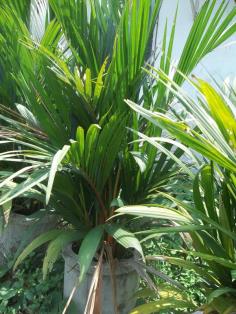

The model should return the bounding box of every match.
[144,236,206,305]
[0,252,64,314]
[133,235,205,314]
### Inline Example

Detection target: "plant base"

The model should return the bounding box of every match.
[63,245,140,314]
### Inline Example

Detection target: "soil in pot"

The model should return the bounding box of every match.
[11,197,43,216]
[63,245,140,314]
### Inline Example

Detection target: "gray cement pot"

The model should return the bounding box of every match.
[63,245,139,314]
[0,212,56,264]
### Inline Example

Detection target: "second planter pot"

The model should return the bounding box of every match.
[0,212,56,264]
[63,245,139,314]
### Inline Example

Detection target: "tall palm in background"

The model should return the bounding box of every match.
[0,0,51,105]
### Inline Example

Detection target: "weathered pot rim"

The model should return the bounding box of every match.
[7,212,56,225]
[63,244,137,276]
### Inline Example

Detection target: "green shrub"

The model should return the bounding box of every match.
[0,252,63,314]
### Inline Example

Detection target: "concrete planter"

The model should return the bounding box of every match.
[63,245,139,314]
[0,212,56,264]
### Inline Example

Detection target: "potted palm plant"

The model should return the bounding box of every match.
[0,0,235,312]
[0,1,164,311]
[124,77,236,312]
